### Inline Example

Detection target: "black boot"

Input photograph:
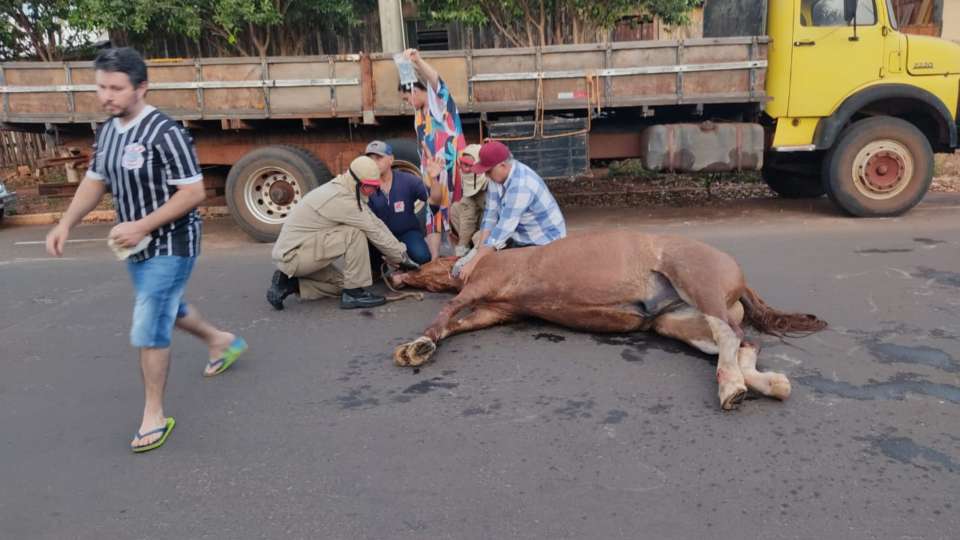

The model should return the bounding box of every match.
[340,287,386,309]
[266,270,299,310]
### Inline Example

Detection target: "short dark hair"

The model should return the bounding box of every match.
[398,80,427,93]
[94,47,148,87]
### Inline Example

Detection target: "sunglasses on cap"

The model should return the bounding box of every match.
[349,168,381,188]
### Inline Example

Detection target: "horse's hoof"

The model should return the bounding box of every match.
[393,343,412,367]
[406,337,437,367]
[720,384,748,411]
[769,375,791,401]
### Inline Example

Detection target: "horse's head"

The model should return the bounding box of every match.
[389,257,463,293]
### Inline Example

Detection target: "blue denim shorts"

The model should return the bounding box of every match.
[126,256,195,348]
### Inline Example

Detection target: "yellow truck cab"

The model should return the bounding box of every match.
[763,0,960,215]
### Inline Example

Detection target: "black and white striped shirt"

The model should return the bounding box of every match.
[88,105,203,261]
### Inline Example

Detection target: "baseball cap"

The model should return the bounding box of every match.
[349,155,382,187]
[364,140,394,157]
[467,141,511,173]
[460,144,482,167]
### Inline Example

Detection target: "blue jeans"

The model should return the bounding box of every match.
[369,229,431,273]
[126,256,195,348]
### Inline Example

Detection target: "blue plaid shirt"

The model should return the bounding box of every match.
[481,161,567,250]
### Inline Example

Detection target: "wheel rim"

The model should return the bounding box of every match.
[851,140,913,200]
[241,166,303,225]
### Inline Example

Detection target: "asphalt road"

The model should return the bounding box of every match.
[2,195,958,540]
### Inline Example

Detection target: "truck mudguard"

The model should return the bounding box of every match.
[814,84,958,151]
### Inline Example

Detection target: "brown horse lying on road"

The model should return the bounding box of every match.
[388,230,826,410]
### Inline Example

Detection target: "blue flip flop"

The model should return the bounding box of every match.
[204,336,248,377]
[131,417,175,453]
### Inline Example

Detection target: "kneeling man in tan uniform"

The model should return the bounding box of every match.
[449,143,488,256]
[267,155,420,310]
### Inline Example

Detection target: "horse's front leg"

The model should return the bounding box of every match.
[393,292,477,367]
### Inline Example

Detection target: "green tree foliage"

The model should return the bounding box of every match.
[0,0,702,60]
[72,0,375,57]
[418,0,702,47]
[0,0,91,60]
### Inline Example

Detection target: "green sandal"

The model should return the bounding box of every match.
[131,417,175,453]
[204,336,248,377]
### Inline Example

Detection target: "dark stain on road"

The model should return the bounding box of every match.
[403,377,459,395]
[554,399,595,420]
[796,373,960,403]
[621,349,643,362]
[858,434,960,474]
[913,237,946,246]
[592,333,712,360]
[602,410,628,424]
[462,400,502,417]
[337,386,380,409]
[534,332,566,343]
[855,248,913,254]
[868,342,958,373]
[646,404,673,415]
[913,267,960,288]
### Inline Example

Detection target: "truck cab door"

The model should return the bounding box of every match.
[788,0,884,117]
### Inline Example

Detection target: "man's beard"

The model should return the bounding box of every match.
[104,103,132,118]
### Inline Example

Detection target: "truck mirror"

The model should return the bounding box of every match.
[844,0,858,22]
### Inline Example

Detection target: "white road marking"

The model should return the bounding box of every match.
[0,257,78,266]
[14,238,105,246]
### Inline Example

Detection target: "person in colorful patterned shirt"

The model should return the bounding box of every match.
[398,48,467,261]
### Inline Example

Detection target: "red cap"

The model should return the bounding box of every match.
[467,141,511,173]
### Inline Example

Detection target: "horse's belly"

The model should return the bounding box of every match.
[525,304,651,333]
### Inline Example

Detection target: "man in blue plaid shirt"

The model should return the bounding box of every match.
[456,140,566,282]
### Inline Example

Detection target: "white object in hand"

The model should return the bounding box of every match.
[393,53,418,86]
[107,235,152,261]
[451,247,478,278]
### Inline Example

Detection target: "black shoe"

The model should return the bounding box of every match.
[266,270,298,310]
[340,287,386,309]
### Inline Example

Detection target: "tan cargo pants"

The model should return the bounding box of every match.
[275,226,373,299]
[449,194,485,253]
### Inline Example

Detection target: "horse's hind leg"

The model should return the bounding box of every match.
[654,306,787,403]
[652,304,746,410]
[737,343,791,401]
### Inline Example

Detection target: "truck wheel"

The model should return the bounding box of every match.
[822,117,933,217]
[761,152,825,198]
[226,145,332,242]
[761,166,825,198]
[384,138,420,168]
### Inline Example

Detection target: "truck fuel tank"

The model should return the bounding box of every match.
[638,122,764,172]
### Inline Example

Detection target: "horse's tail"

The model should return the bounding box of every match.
[740,286,827,337]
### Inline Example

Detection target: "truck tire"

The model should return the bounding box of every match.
[822,117,933,217]
[226,145,332,242]
[761,167,825,198]
[384,138,420,168]
[761,153,825,198]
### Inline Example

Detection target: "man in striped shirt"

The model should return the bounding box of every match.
[455,141,567,282]
[45,47,246,453]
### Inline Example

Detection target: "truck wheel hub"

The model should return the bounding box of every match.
[851,141,913,200]
[266,177,296,206]
[243,166,302,224]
